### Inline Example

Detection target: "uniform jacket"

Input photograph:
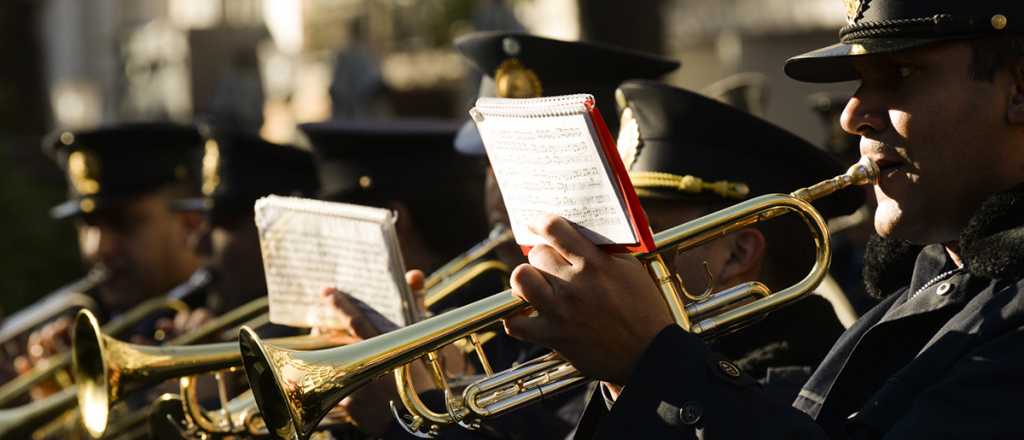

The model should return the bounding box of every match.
[573,186,1024,439]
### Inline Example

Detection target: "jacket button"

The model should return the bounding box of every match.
[936,282,952,296]
[718,360,742,377]
[679,402,703,425]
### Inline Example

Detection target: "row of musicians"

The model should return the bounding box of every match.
[6,31,872,439]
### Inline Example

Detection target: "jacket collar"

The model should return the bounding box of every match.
[959,184,1024,281]
[864,184,1024,297]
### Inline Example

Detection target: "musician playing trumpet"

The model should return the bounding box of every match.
[12,123,207,400]
[506,1,1024,438]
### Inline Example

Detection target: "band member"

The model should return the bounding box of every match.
[303,119,488,274]
[455,31,679,270]
[505,1,1024,437]
[14,123,206,390]
[613,80,862,399]
[173,128,320,315]
[449,32,682,439]
[301,120,488,437]
[45,122,206,314]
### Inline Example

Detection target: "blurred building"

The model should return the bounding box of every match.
[662,0,857,145]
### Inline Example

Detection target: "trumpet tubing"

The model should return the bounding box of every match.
[240,158,878,440]
[0,387,78,439]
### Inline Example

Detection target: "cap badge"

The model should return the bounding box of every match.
[202,139,221,196]
[616,105,642,170]
[495,58,542,98]
[844,0,868,24]
[68,150,101,196]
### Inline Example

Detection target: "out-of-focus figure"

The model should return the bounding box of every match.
[614,80,862,400]
[329,17,386,120]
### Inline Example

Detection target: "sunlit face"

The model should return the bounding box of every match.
[76,191,201,309]
[843,42,1020,244]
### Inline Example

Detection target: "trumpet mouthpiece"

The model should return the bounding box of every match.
[849,156,879,186]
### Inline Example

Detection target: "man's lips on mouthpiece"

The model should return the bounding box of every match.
[874,157,906,174]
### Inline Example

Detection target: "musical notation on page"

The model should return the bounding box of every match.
[471,94,654,253]
[255,196,413,330]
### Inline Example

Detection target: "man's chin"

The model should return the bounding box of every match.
[872,201,904,240]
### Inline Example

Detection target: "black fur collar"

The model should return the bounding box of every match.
[960,185,1024,280]
[863,185,1024,298]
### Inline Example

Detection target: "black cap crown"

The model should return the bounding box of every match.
[616,80,863,219]
[300,119,471,202]
[787,0,1024,82]
[175,129,319,224]
[300,119,489,261]
[44,122,202,219]
[453,31,680,154]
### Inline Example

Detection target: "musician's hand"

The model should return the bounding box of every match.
[16,316,73,399]
[153,308,214,342]
[322,272,451,436]
[504,215,675,385]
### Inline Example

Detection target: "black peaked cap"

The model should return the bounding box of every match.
[786,0,1024,82]
[44,122,203,219]
[454,31,680,155]
[175,129,319,224]
[300,119,471,202]
[617,80,863,220]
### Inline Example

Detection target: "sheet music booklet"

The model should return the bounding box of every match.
[470,94,655,254]
[254,196,414,331]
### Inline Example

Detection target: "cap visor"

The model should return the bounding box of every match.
[785,38,944,83]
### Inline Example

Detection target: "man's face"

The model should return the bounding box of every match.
[843,42,1020,243]
[76,191,201,308]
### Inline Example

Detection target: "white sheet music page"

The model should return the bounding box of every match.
[470,94,637,246]
[254,196,413,330]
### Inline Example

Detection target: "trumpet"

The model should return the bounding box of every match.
[0,295,192,407]
[0,270,214,438]
[0,268,211,407]
[0,387,78,439]
[71,296,353,439]
[0,267,106,355]
[238,158,879,440]
[144,232,514,439]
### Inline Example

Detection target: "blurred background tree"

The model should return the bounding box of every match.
[0,0,84,316]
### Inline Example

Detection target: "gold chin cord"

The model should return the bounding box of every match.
[238,158,879,440]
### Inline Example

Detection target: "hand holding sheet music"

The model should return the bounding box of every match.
[470,94,654,253]
[254,196,416,331]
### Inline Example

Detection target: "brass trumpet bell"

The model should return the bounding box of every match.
[71,308,347,438]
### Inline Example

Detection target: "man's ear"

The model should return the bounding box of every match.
[718,228,766,285]
[1007,59,1024,125]
[179,211,207,250]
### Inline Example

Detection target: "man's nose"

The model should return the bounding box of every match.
[840,93,888,138]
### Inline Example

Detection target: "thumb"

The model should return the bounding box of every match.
[405,269,426,293]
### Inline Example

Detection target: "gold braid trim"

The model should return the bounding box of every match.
[630,171,750,200]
